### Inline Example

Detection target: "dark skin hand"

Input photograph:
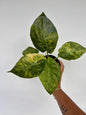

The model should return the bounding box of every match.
[53,60,86,115]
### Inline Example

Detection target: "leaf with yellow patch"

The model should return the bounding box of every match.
[39,57,61,94]
[22,47,39,55]
[9,54,47,78]
[58,41,86,60]
[30,12,58,53]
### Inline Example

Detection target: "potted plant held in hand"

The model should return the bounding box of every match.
[9,12,86,94]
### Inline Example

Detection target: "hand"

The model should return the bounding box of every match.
[57,60,64,88]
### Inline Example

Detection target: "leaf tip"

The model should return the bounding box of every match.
[8,70,12,74]
[8,71,10,73]
[8,69,13,73]
[40,12,46,17]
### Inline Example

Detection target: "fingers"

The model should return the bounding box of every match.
[56,60,64,88]
[59,60,64,75]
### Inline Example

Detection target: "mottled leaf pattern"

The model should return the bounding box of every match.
[9,12,86,95]
[22,47,39,55]
[39,57,61,94]
[58,41,86,60]
[10,54,47,78]
[30,12,58,53]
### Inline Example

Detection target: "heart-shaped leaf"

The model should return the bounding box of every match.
[22,47,39,55]
[30,12,58,53]
[10,54,47,78]
[39,57,61,94]
[58,41,86,60]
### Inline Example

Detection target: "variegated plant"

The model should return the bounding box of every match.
[9,12,86,94]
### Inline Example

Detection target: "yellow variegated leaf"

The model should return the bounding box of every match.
[58,41,86,60]
[30,12,58,53]
[10,53,47,78]
[22,47,39,55]
[39,57,61,94]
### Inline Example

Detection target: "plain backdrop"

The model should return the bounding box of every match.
[0,0,86,115]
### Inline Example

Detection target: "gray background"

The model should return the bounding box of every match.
[0,0,86,115]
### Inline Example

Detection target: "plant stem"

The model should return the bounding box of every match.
[54,56,59,61]
[47,51,48,59]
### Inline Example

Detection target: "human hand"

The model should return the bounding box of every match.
[57,60,64,88]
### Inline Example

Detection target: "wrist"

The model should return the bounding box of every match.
[53,87,62,94]
[57,83,61,89]
[53,88,62,99]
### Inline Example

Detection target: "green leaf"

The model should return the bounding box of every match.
[22,47,39,55]
[30,12,58,53]
[10,53,47,78]
[58,41,86,60]
[39,57,61,94]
